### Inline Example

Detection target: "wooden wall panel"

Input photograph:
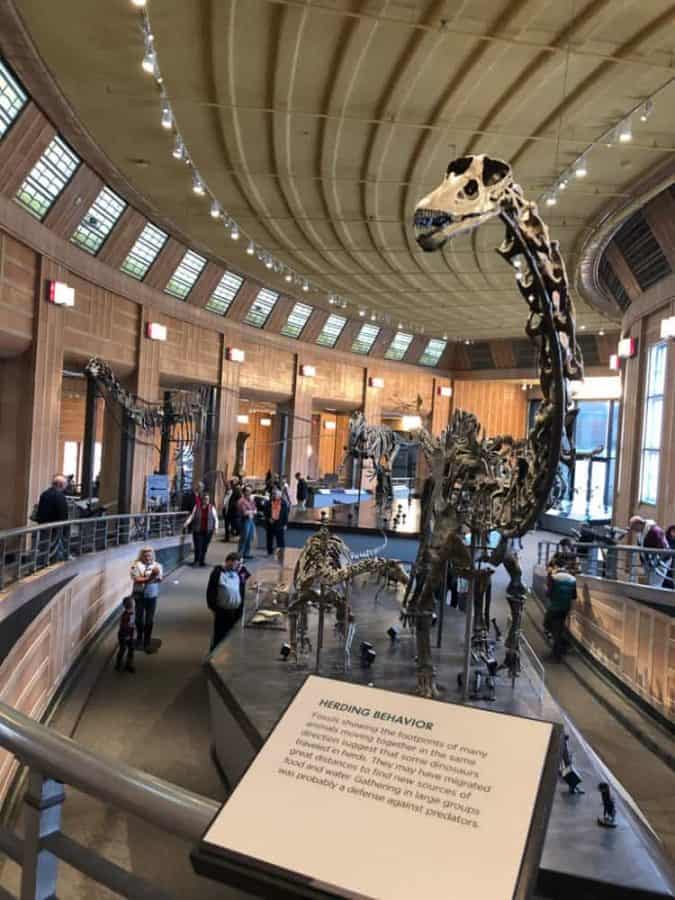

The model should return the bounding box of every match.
[0,352,32,528]
[43,166,103,238]
[244,412,277,478]
[308,357,364,406]
[186,261,224,309]
[0,231,37,357]
[157,313,221,385]
[130,310,161,511]
[381,368,434,414]
[216,357,240,493]
[97,207,146,269]
[237,340,295,398]
[63,276,139,370]
[452,380,527,438]
[143,237,185,291]
[287,360,313,480]
[317,413,337,477]
[0,103,55,196]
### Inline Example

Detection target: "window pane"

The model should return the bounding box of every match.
[15,136,80,220]
[639,342,668,504]
[244,288,278,328]
[419,338,447,367]
[640,451,659,506]
[121,222,168,280]
[281,302,312,338]
[205,270,244,315]
[0,59,27,139]
[71,186,126,255]
[351,323,380,355]
[643,397,663,450]
[164,249,207,300]
[385,331,413,361]
[316,313,346,348]
[575,401,609,453]
[647,342,666,394]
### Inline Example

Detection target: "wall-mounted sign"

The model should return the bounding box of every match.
[300,364,316,377]
[617,337,637,359]
[145,322,167,342]
[660,316,675,339]
[236,414,249,425]
[402,415,422,430]
[260,417,272,427]
[47,280,75,307]
[227,347,245,363]
[324,420,337,431]
[609,354,620,371]
[193,675,560,900]
[368,376,384,389]
[437,385,452,398]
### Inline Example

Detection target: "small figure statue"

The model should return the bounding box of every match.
[559,733,584,794]
[597,782,617,828]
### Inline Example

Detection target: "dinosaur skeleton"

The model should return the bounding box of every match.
[286,526,408,664]
[403,154,583,697]
[84,357,210,448]
[345,411,401,504]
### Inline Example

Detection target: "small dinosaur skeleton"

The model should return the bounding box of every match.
[286,526,409,662]
[404,154,583,697]
[345,411,401,505]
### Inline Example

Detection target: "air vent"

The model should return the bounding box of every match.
[598,256,630,311]
[512,339,536,369]
[613,210,671,292]
[466,342,494,370]
[576,334,599,366]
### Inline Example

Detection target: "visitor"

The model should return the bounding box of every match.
[185,491,218,566]
[280,477,292,508]
[264,486,289,557]
[130,547,163,653]
[629,516,668,585]
[207,552,246,651]
[35,473,70,564]
[547,537,579,576]
[115,596,136,673]
[295,472,308,511]
[227,478,243,540]
[545,569,576,661]
[221,480,233,542]
[181,480,205,513]
[663,525,675,590]
[237,485,257,560]
[264,469,274,495]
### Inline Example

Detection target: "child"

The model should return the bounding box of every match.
[116,596,136,672]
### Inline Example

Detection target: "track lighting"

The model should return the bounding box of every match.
[284,271,293,283]
[359,309,366,317]
[639,98,654,122]
[246,241,255,256]
[160,102,172,130]
[131,0,147,6]
[210,199,221,219]
[192,172,205,196]
[265,255,274,269]
[618,118,632,143]
[230,224,240,240]
[172,136,185,160]
[574,156,588,178]
[370,312,377,321]
[142,48,156,74]
[558,178,568,191]
[545,193,557,207]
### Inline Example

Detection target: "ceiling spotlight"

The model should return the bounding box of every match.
[328,295,335,304]
[161,103,173,130]
[192,172,205,196]
[131,0,147,6]
[359,309,366,317]
[210,199,221,219]
[284,271,293,283]
[545,193,557,207]
[442,333,448,340]
[265,255,274,269]
[230,223,240,240]
[246,241,255,256]
[172,135,185,160]
[639,98,654,122]
[142,49,156,74]
[370,312,377,321]
[599,329,605,336]
[574,156,588,178]
[558,178,568,191]
[580,324,587,331]
[618,118,632,143]
[302,279,309,292]
[464,339,471,345]
[398,322,403,329]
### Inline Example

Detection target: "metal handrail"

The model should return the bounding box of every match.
[0,700,218,899]
[537,540,674,585]
[0,512,188,591]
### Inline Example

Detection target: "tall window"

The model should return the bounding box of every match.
[15,136,80,220]
[385,331,413,361]
[281,302,312,339]
[205,271,243,315]
[639,342,667,505]
[71,186,126,255]
[0,59,27,139]
[121,222,168,280]
[316,313,346,348]
[244,288,278,328]
[164,249,207,300]
[351,323,380,355]
[419,338,447,367]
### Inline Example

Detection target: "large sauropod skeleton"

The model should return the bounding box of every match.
[405,154,583,697]
[286,526,409,663]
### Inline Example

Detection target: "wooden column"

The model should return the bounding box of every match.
[287,358,314,481]
[431,377,452,435]
[215,352,241,503]
[129,312,161,512]
[0,352,33,527]
[612,318,645,526]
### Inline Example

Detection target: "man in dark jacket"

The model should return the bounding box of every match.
[263,487,289,557]
[36,474,70,563]
[295,472,308,511]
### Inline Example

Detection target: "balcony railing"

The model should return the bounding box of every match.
[0,700,217,899]
[537,540,674,586]
[0,512,188,590]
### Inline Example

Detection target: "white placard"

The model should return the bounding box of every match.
[201,676,556,899]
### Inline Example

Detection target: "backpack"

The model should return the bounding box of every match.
[206,565,224,611]
[217,570,243,610]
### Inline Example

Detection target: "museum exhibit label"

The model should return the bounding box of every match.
[193,676,561,899]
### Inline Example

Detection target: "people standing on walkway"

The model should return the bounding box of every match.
[207,552,244,651]
[35,473,70,563]
[226,478,243,541]
[130,547,163,653]
[295,472,308,511]
[264,486,289,557]
[181,480,205,513]
[237,485,257,560]
[185,492,218,566]
[115,596,136,673]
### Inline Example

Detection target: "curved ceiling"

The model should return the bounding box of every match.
[13,0,675,340]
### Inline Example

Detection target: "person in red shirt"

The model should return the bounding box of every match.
[264,487,290,557]
[185,492,219,567]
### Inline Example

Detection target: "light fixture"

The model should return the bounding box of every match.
[370,312,377,321]
[437,385,452,398]
[300,364,316,377]
[302,279,309,292]
[323,420,337,431]
[260,417,272,427]
[580,324,587,331]
[558,178,568,191]
[639,99,654,123]
[284,271,293,283]
[599,329,605,336]
[442,333,448,340]
[237,414,249,425]
[160,101,172,130]
[609,354,620,371]
[192,172,205,196]
[402,415,422,430]
[210,199,221,219]
[145,322,167,341]
[521,383,527,391]
[359,309,366,317]
[617,337,637,359]
[618,118,632,143]
[659,316,675,339]
[172,135,185,160]
[464,339,471,345]
[47,280,75,307]
[574,156,588,178]
[131,0,147,6]
[368,376,384,389]
[545,193,557,207]
[328,295,335,305]
[230,223,240,240]
[142,48,156,74]
[226,347,245,363]
[265,255,274,269]
[246,241,255,256]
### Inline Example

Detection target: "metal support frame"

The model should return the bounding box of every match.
[118,409,135,515]
[80,376,99,501]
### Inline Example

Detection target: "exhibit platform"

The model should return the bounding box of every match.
[205,551,674,900]
[288,494,423,539]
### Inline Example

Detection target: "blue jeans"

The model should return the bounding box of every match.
[238,518,255,558]
[134,594,158,648]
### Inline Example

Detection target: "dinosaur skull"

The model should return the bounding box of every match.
[414,155,512,252]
